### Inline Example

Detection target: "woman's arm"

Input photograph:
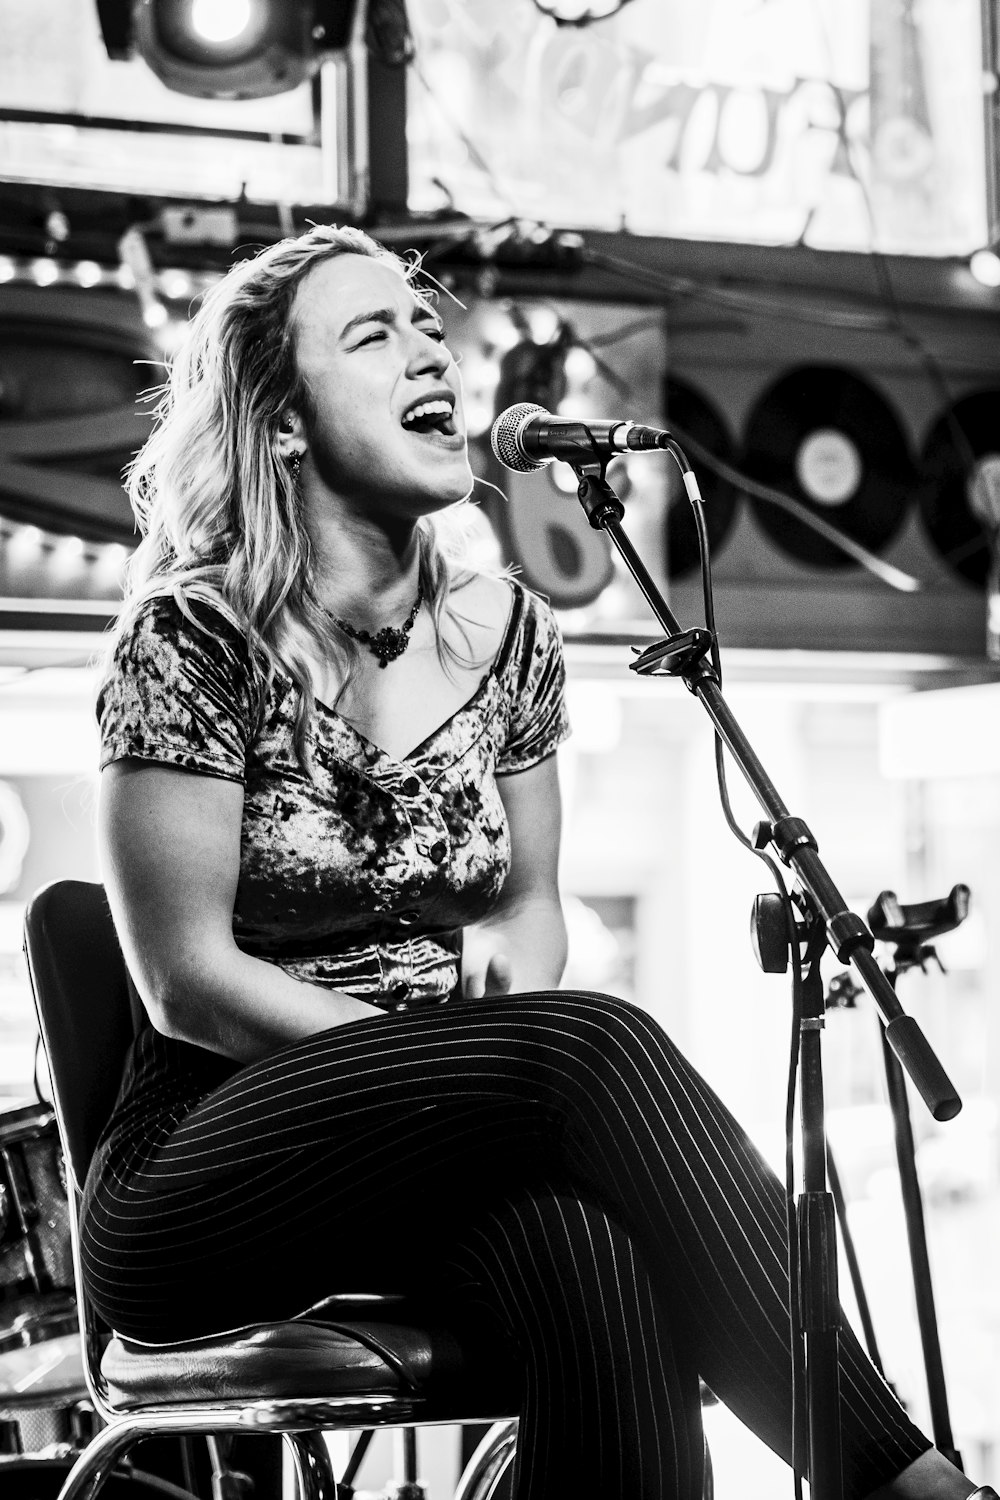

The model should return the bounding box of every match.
[462,752,567,998]
[100,760,385,1063]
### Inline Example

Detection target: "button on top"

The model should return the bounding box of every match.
[401,775,422,797]
[428,839,447,864]
[397,909,419,926]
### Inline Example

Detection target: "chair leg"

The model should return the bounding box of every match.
[51,1420,143,1500]
[282,1430,341,1500]
[453,1422,517,1500]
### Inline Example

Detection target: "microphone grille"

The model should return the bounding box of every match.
[490,402,548,473]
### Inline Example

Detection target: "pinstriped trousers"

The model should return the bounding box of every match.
[81,991,930,1500]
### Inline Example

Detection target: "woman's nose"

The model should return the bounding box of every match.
[408,329,450,375]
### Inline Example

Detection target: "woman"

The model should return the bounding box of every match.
[82,224,986,1500]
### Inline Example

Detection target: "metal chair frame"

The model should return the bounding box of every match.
[22,880,519,1500]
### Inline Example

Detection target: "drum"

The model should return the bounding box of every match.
[0,1104,77,1360]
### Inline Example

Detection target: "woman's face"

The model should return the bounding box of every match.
[289,253,473,518]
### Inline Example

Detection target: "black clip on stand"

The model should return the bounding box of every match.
[570,456,963,1500]
[865,886,971,1471]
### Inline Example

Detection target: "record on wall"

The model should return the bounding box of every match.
[742,365,915,569]
[917,390,1000,587]
[662,377,740,578]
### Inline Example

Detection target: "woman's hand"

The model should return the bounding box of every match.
[461,930,514,999]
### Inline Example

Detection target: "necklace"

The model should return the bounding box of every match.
[334,585,424,669]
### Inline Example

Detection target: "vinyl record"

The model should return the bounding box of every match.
[662,378,740,578]
[917,390,1000,586]
[742,365,915,569]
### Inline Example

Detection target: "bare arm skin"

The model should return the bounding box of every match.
[99,761,385,1063]
[462,752,567,998]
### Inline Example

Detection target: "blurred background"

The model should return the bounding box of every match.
[1,0,1000,1494]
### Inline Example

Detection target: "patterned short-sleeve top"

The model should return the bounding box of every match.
[98,577,570,1010]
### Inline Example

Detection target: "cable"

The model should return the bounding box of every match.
[820,79,979,477]
[580,247,901,332]
[665,437,808,1493]
[666,419,924,593]
[408,62,520,218]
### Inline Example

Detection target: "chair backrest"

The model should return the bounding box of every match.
[23,880,136,1196]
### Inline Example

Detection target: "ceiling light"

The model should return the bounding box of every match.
[96,1,358,100]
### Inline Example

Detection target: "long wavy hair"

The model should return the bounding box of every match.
[112,223,483,765]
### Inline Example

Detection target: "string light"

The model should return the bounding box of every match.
[31,258,59,286]
[159,268,194,301]
[5,524,45,566]
[142,300,170,329]
[969,249,1000,288]
[0,256,221,297]
[1,522,134,593]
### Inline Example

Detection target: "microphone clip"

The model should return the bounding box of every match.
[630,628,719,690]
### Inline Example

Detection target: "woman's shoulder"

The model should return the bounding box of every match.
[98,586,262,775]
[114,587,250,662]
[103,587,259,712]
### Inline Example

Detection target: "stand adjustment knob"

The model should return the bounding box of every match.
[751,892,790,973]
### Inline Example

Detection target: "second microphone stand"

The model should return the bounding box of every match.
[569,457,962,1500]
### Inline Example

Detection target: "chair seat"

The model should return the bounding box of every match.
[101,1295,519,1413]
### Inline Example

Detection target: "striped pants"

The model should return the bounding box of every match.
[81,992,930,1500]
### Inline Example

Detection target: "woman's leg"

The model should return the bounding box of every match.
[444,1186,705,1500]
[83,992,933,1498]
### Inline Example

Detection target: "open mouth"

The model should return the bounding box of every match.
[400,396,459,439]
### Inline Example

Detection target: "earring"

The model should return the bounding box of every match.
[288,450,302,485]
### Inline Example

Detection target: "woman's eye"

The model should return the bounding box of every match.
[358,330,387,346]
[423,326,447,343]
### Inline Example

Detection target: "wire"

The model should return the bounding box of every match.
[408,62,520,218]
[821,80,980,476]
[665,437,808,1490]
[665,419,925,593]
[580,247,901,332]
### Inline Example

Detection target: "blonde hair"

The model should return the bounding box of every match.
[113,223,480,764]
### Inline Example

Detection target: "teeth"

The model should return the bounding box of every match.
[402,399,454,427]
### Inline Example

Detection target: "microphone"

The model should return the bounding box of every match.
[491,402,671,472]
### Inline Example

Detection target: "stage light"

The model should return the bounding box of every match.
[190,0,253,44]
[96,1,357,100]
[969,248,1000,288]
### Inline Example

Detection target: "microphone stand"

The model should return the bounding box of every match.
[569,456,962,1500]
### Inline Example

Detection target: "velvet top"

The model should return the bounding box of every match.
[97,577,570,1010]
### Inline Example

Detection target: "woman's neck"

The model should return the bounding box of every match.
[306,496,423,628]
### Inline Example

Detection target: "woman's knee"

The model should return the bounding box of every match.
[521,989,674,1058]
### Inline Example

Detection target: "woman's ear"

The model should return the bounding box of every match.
[275,409,305,459]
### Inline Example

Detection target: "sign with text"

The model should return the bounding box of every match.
[408,0,990,256]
